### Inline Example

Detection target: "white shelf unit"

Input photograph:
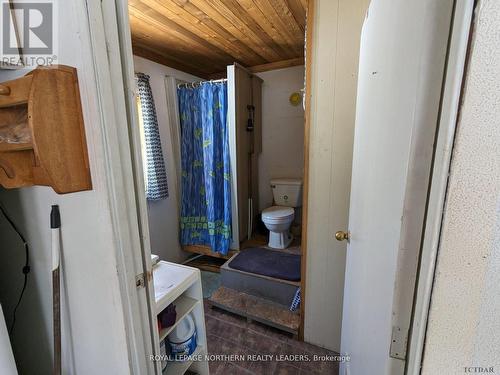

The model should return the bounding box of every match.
[152,261,209,375]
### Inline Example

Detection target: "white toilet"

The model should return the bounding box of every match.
[262,178,303,249]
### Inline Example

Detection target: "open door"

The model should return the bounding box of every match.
[339,0,458,374]
[227,64,263,249]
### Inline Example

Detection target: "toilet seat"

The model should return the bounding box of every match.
[262,206,294,222]
[262,206,294,249]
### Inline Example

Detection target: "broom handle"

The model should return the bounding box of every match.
[51,206,61,375]
[52,268,61,375]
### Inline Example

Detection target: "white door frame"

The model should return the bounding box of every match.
[405,1,474,373]
[84,0,157,373]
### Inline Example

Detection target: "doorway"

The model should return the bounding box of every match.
[125,1,332,373]
[112,0,469,374]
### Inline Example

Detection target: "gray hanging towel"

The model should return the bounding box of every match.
[136,73,169,200]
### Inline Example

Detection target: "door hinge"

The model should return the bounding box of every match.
[389,326,408,360]
[135,270,152,289]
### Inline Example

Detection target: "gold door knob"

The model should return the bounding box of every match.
[335,231,349,241]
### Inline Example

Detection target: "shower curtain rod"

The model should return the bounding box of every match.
[177,78,228,88]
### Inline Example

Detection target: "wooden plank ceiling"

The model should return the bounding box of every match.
[129,0,307,78]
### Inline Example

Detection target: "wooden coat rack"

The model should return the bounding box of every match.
[0,65,92,194]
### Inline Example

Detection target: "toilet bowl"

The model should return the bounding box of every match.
[262,178,303,249]
[262,206,295,249]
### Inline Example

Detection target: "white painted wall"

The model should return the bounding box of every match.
[133,56,199,262]
[422,1,500,372]
[304,0,369,352]
[255,66,305,212]
[0,1,132,374]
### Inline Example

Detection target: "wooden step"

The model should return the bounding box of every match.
[209,286,300,335]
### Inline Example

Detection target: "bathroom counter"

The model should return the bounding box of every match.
[152,261,209,375]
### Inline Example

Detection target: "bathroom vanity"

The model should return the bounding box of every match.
[152,261,209,375]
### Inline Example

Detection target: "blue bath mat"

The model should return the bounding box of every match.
[228,248,301,281]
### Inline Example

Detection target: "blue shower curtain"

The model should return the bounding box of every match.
[178,82,232,255]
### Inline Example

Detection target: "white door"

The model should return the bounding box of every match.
[339,1,456,374]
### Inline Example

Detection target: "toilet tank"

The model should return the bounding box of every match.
[270,178,303,207]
